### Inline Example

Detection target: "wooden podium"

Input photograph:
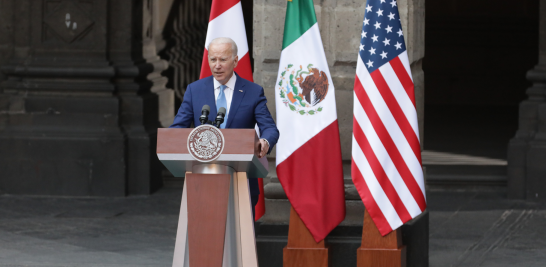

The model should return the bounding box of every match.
[157,128,268,267]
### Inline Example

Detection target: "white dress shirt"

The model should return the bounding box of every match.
[213,73,237,115]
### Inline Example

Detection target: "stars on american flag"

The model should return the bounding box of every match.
[385,25,393,33]
[358,0,406,72]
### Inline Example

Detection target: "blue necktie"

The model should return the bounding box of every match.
[217,84,228,128]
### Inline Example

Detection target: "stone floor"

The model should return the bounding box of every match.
[0,187,545,267]
[0,189,180,267]
[427,189,546,267]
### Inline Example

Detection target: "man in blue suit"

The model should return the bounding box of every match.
[170,37,279,214]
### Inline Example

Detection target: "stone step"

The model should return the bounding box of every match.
[425,165,507,189]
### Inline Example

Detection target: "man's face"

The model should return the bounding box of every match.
[208,43,238,85]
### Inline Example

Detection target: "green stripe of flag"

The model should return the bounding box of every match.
[281,0,318,50]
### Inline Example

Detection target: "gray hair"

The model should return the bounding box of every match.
[208,37,238,59]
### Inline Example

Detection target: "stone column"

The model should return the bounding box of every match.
[253,0,425,225]
[507,0,546,200]
[109,0,173,194]
[0,0,172,196]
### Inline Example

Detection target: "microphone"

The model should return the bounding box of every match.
[200,105,210,125]
[215,107,226,128]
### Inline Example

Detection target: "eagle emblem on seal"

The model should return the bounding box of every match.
[187,125,225,162]
[277,64,329,115]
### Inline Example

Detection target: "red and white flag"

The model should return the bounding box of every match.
[352,0,427,236]
[200,0,253,82]
[200,0,266,220]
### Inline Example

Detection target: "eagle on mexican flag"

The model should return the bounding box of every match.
[275,0,346,242]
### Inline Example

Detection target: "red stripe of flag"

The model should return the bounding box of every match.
[389,57,416,108]
[354,76,427,211]
[371,69,422,164]
[234,53,254,81]
[200,49,211,79]
[353,117,412,222]
[276,120,345,242]
[255,178,265,220]
[209,0,240,21]
[351,158,393,235]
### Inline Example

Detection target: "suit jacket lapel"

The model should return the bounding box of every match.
[227,73,245,128]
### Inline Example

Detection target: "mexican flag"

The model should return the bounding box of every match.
[275,0,346,242]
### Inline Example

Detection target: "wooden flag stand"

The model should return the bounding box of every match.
[283,206,329,267]
[357,209,406,267]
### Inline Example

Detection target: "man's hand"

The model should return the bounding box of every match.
[258,138,270,158]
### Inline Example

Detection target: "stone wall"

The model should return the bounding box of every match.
[253,0,425,224]
[0,0,173,196]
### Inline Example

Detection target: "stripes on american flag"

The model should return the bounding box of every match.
[352,0,426,236]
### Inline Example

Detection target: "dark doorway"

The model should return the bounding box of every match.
[423,0,539,184]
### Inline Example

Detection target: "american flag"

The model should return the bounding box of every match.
[352,0,426,236]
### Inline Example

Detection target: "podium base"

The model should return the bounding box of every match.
[172,168,258,267]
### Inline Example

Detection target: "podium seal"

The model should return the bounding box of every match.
[187,124,225,162]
